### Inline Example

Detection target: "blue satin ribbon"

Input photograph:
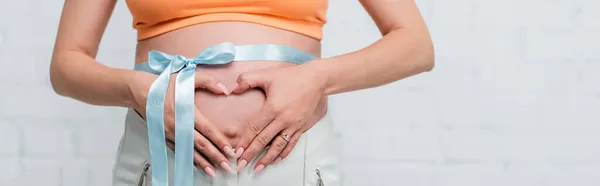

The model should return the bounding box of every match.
[134,43,317,186]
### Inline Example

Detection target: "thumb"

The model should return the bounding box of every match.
[232,72,267,94]
[195,75,230,95]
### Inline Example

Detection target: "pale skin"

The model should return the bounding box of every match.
[50,0,433,178]
[232,0,434,173]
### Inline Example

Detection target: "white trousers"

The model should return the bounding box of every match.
[111,109,342,186]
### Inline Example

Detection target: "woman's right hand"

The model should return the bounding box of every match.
[128,71,235,177]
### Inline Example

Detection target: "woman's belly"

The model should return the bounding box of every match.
[134,22,328,145]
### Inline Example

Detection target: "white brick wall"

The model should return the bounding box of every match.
[0,0,599,185]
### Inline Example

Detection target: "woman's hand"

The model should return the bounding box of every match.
[231,64,327,174]
[128,71,236,177]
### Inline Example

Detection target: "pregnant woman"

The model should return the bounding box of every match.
[50,0,434,185]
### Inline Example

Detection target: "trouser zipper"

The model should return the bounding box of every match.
[138,161,150,186]
[316,168,324,186]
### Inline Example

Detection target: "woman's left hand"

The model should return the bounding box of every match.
[231,63,327,174]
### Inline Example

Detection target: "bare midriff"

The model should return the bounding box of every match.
[134,22,328,146]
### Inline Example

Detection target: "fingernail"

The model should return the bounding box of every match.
[235,147,244,159]
[216,82,230,95]
[220,161,232,172]
[254,164,265,175]
[236,159,248,172]
[272,157,282,165]
[223,146,236,158]
[204,167,216,177]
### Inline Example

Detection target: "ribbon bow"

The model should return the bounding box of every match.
[145,43,237,186]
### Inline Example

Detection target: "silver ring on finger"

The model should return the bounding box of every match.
[279,132,290,142]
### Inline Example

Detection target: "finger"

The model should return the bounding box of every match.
[166,139,206,173]
[193,130,232,173]
[234,104,277,161]
[166,138,176,152]
[164,129,174,143]
[193,149,216,177]
[194,109,236,158]
[254,128,297,173]
[194,74,229,95]
[236,117,285,172]
[274,130,303,162]
[232,72,264,94]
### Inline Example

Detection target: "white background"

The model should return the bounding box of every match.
[1,0,599,186]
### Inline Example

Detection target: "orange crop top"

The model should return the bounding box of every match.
[125,0,328,41]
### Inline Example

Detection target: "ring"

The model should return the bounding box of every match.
[280,133,290,142]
